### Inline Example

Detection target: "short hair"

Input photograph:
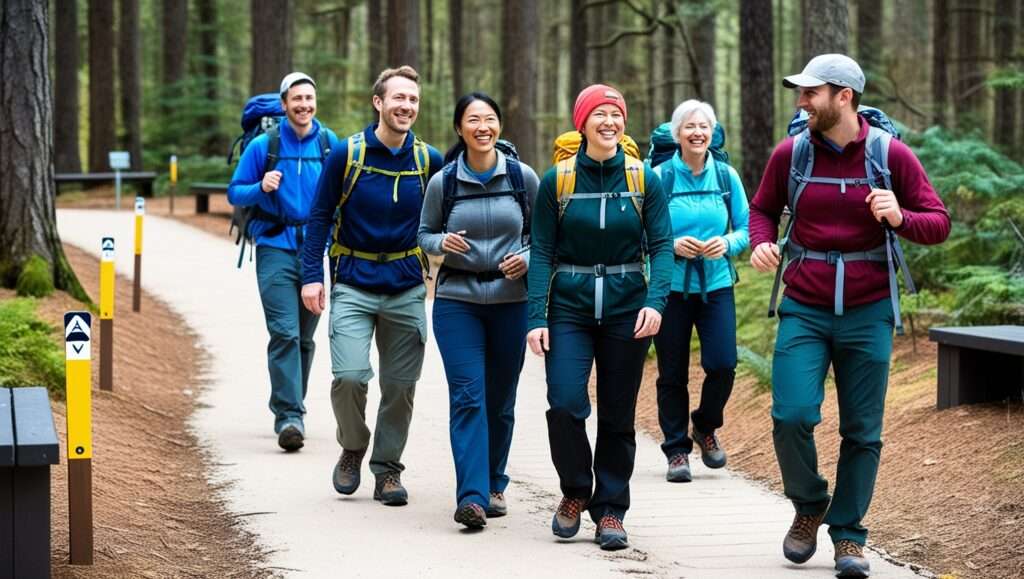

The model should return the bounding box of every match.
[670,99,718,143]
[373,66,420,99]
[828,83,862,109]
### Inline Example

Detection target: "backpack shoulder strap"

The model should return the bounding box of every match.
[317,131,331,161]
[713,159,734,234]
[505,156,529,237]
[440,162,459,232]
[555,157,577,220]
[412,137,430,193]
[341,132,366,207]
[787,130,814,224]
[264,126,281,175]
[624,155,645,218]
[864,126,893,191]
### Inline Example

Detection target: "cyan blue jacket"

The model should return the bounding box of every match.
[654,151,750,295]
[227,118,340,252]
[302,123,443,294]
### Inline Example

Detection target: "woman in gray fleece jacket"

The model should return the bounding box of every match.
[418,92,539,529]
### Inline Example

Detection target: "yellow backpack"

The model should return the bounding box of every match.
[550,131,645,221]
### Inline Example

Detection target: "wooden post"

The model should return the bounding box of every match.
[169,155,177,215]
[99,237,114,392]
[64,312,94,565]
[132,197,144,312]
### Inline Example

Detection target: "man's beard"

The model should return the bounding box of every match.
[809,103,840,133]
[382,108,412,135]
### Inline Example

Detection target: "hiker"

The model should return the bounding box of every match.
[300,66,442,506]
[748,54,949,577]
[227,72,339,452]
[417,92,540,529]
[650,99,749,483]
[526,84,673,551]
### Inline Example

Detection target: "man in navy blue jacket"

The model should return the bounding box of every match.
[228,72,340,452]
[301,66,442,506]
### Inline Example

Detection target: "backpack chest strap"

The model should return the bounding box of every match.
[790,173,875,194]
[562,191,643,230]
[786,241,886,317]
[353,164,428,202]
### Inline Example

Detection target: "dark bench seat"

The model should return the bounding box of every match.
[55,171,157,197]
[928,325,1024,409]
[190,182,230,214]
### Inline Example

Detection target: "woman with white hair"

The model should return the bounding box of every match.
[652,99,749,483]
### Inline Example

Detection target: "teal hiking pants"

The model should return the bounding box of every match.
[771,296,893,545]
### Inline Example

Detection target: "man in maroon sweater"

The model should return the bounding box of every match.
[749,54,949,578]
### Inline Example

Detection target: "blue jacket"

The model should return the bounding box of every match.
[654,152,750,295]
[227,118,340,252]
[302,124,443,294]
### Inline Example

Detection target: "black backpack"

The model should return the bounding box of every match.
[439,140,529,242]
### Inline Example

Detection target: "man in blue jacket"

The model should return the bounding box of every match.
[301,66,442,506]
[228,72,339,452]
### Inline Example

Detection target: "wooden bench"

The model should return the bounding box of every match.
[928,325,1024,409]
[55,171,157,197]
[1,387,60,579]
[190,182,230,214]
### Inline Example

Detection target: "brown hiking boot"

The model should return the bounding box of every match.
[783,511,826,563]
[373,471,408,506]
[331,448,366,495]
[834,539,871,578]
[454,502,487,529]
[551,496,587,538]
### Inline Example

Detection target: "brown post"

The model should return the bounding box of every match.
[65,311,94,564]
[99,238,114,391]
[132,197,144,312]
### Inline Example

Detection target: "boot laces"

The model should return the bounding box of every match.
[557,497,586,519]
[598,514,624,532]
[789,513,821,542]
[835,539,863,558]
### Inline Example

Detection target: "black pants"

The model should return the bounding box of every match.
[653,288,737,458]
[545,314,650,522]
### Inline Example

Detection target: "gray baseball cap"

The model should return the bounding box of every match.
[783,54,865,93]
[279,72,316,96]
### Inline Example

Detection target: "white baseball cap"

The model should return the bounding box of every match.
[783,54,865,94]
[279,72,316,97]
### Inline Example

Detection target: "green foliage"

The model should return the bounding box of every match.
[0,299,65,398]
[939,266,1024,325]
[733,260,779,357]
[988,67,1024,90]
[737,346,772,393]
[15,255,54,298]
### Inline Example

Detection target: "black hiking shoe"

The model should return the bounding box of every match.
[373,471,408,506]
[666,453,692,482]
[594,514,629,551]
[783,511,826,564]
[834,540,871,577]
[277,425,304,452]
[691,426,727,469]
[454,503,487,529]
[332,448,366,495]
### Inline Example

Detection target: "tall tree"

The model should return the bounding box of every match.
[741,0,775,195]
[801,0,848,59]
[954,0,986,124]
[691,9,716,107]
[119,0,143,169]
[662,23,676,118]
[857,0,882,80]
[502,0,539,166]
[250,0,292,93]
[197,0,223,155]
[88,0,116,173]
[449,0,462,97]
[368,0,384,83]
[163,0,189,117]
[932,0,950,126]
[993,0,1018,150]
[568,0,587,115]
[387,0,419,69]
[1,0,86,298]
[53,0,82,174]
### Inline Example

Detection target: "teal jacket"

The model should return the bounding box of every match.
[654,151,750,295]
[527,146,673,330]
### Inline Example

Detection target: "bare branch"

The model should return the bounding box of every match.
[587,20,660,49]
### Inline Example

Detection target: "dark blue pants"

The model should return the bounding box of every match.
[433,298,526,510]
[545,314,650,523]
[653,288,737,457]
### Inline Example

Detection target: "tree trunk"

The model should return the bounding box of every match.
[568,0,587,115]
[741,0,775,196]
[196,0,223,155]
[502,0,538,167]
[334,6,351,96]
[933,0,950,126]
[857,0,882,80]
[88,0,116,173]
[802,0,848,59]
[691,8,716,107]
[387,0,419,70]
[368,0,384,83]
[993,0,1017,150]
[954,0,986,124]
[54,0,81,174]
[0,0,87,298]
[662,23,676,119]
[449,0,462,97]
[425,0,434,82]
[162,0,189,99]
[119,0,143,169]
[250,0,292,94]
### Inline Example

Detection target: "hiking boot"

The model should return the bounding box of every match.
[551,496,587,538]
[691,426,727,469]
[834,540,871,578]
[331,448,366,495]
[594,514,629,551]
[783,511,826,564]
[486,491,507,517]
[454,503,487,529]
[666,453,692,483]
[277,425,304,452]
[373,471,408,506]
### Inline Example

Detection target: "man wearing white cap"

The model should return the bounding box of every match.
[748,54,950,577]
[228,72,340,451]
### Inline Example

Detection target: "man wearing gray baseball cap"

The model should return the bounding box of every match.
[747,54,950,578]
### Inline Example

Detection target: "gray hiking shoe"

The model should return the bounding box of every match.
[594,514,629,551]
[834,540,871,578]
[691,426,727,469]
[783,511,826,564]
[551,496,587,538]
[373,471,408,506]
[486,491,507,517]
[277,425,304,452]
[666,453,692,483]
[332,448,366,495]
[454,503,487,529]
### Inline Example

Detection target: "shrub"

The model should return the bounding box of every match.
[15,255,54,298]
[0,298,65,398]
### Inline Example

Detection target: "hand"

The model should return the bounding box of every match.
[441,232,470,255]
[702,236,728,260]
[674,236,704,259]
[261,170,283,193]
[527,328,549,356]
[301,282,326,315]
[750,242,781,272]
[634,307,662,339]
[499,254,527,280]
[866,188,903,228]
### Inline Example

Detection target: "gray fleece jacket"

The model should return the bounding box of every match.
[418,151,539,304]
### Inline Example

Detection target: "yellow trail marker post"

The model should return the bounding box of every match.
[99,237,115,392]
[65,311,94,565]
[169,155,178,215]
[133,197,144,312]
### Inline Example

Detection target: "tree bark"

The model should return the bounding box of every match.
[250,0,292,94]
[54,0,81,174]
[119,0,143,169]
[933,0,949,126]
[387,0,419,70]
[568,0,587,115]
[662,23,676,119]
[0,0,87,298]
[88,0,116,173]
[801,0,848,60]
[993,0,1017,150]
[954,0,986,122]
[856,0,882,80]
[449,0,462,97]
[197,0,224,155]
[425,0,434,82]
[368,0,384,83]
[691,8,716,107]
[502,0,539,167]
[741,0,775,196]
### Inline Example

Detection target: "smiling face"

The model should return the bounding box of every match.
[457,99,501,156]
[676,110,713,159]
[373,75,420,134]
[282,82,316,131]
[796,85,844,133]
[582,103,625,153]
